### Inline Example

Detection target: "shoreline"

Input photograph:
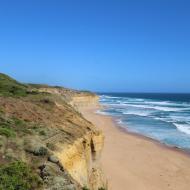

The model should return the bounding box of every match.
[111,116,190,157]
[98,105,190,156]
[79,105,190,190]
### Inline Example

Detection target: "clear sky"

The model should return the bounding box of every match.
[0,0,190,92]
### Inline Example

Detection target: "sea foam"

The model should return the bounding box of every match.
[99,93,190,149]
[174,123,190,135]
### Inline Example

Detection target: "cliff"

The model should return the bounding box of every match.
[36,86,99,107]
[0,73,106,190]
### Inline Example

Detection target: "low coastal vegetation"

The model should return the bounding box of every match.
[0,161,41,190]
[82,187,106,190]
[0,73,29,97]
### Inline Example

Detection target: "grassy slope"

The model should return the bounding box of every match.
[0,73,29,97]
[0,73,95,190]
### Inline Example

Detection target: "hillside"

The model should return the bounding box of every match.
[0,73,105,190]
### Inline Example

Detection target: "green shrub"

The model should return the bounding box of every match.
[11,117,32,135]
[0,116,12,128]
[46,143,56,151]
[0,140,3,148]
[0,161,41,190]
[0,73,28,97]
[82,187,90,190]
[37,147,48,156]
[0,116,30,136]
[13,117,24,126]
[0,128,15,138]
[0,108,4,114]
[39,130,46,136]
[0,83,28,97]
[0,116,15,137]
[40,98,53,104]
[0,115,33,137]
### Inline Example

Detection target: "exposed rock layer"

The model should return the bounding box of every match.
[38,86,105,189]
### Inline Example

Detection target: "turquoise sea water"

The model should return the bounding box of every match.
[98,93,190,150]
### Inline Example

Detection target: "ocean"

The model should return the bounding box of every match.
[97,93,190,150]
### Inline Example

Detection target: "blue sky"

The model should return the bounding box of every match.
[0,0,190,92]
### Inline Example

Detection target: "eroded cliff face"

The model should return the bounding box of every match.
[0,74,106,190]
[36,86,106,189]
[70,95,99,107]
[38,87,99,107]
[55,131,105,189]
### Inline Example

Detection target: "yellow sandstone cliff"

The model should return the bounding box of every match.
[55,131,105,189]
[38,87,99,107]
[38,86,106,189]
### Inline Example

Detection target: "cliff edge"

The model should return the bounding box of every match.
[0,73,106,190]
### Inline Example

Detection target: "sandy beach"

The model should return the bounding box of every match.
[80,106,190,190]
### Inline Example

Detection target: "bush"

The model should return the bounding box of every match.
[0,117,12,128]
[37,147,48,156]
[0,140,3,148]
[0,116,32,137]
[0,116,15,138]
[26,145,48,156]
[39,130,46,136]
[0,108,4,114]
[82,187,90,190]
[46,143,56,151]
[0,128,15,138]
[13,117,24,126]
[12,117,31,135]
[0,161,41,190]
